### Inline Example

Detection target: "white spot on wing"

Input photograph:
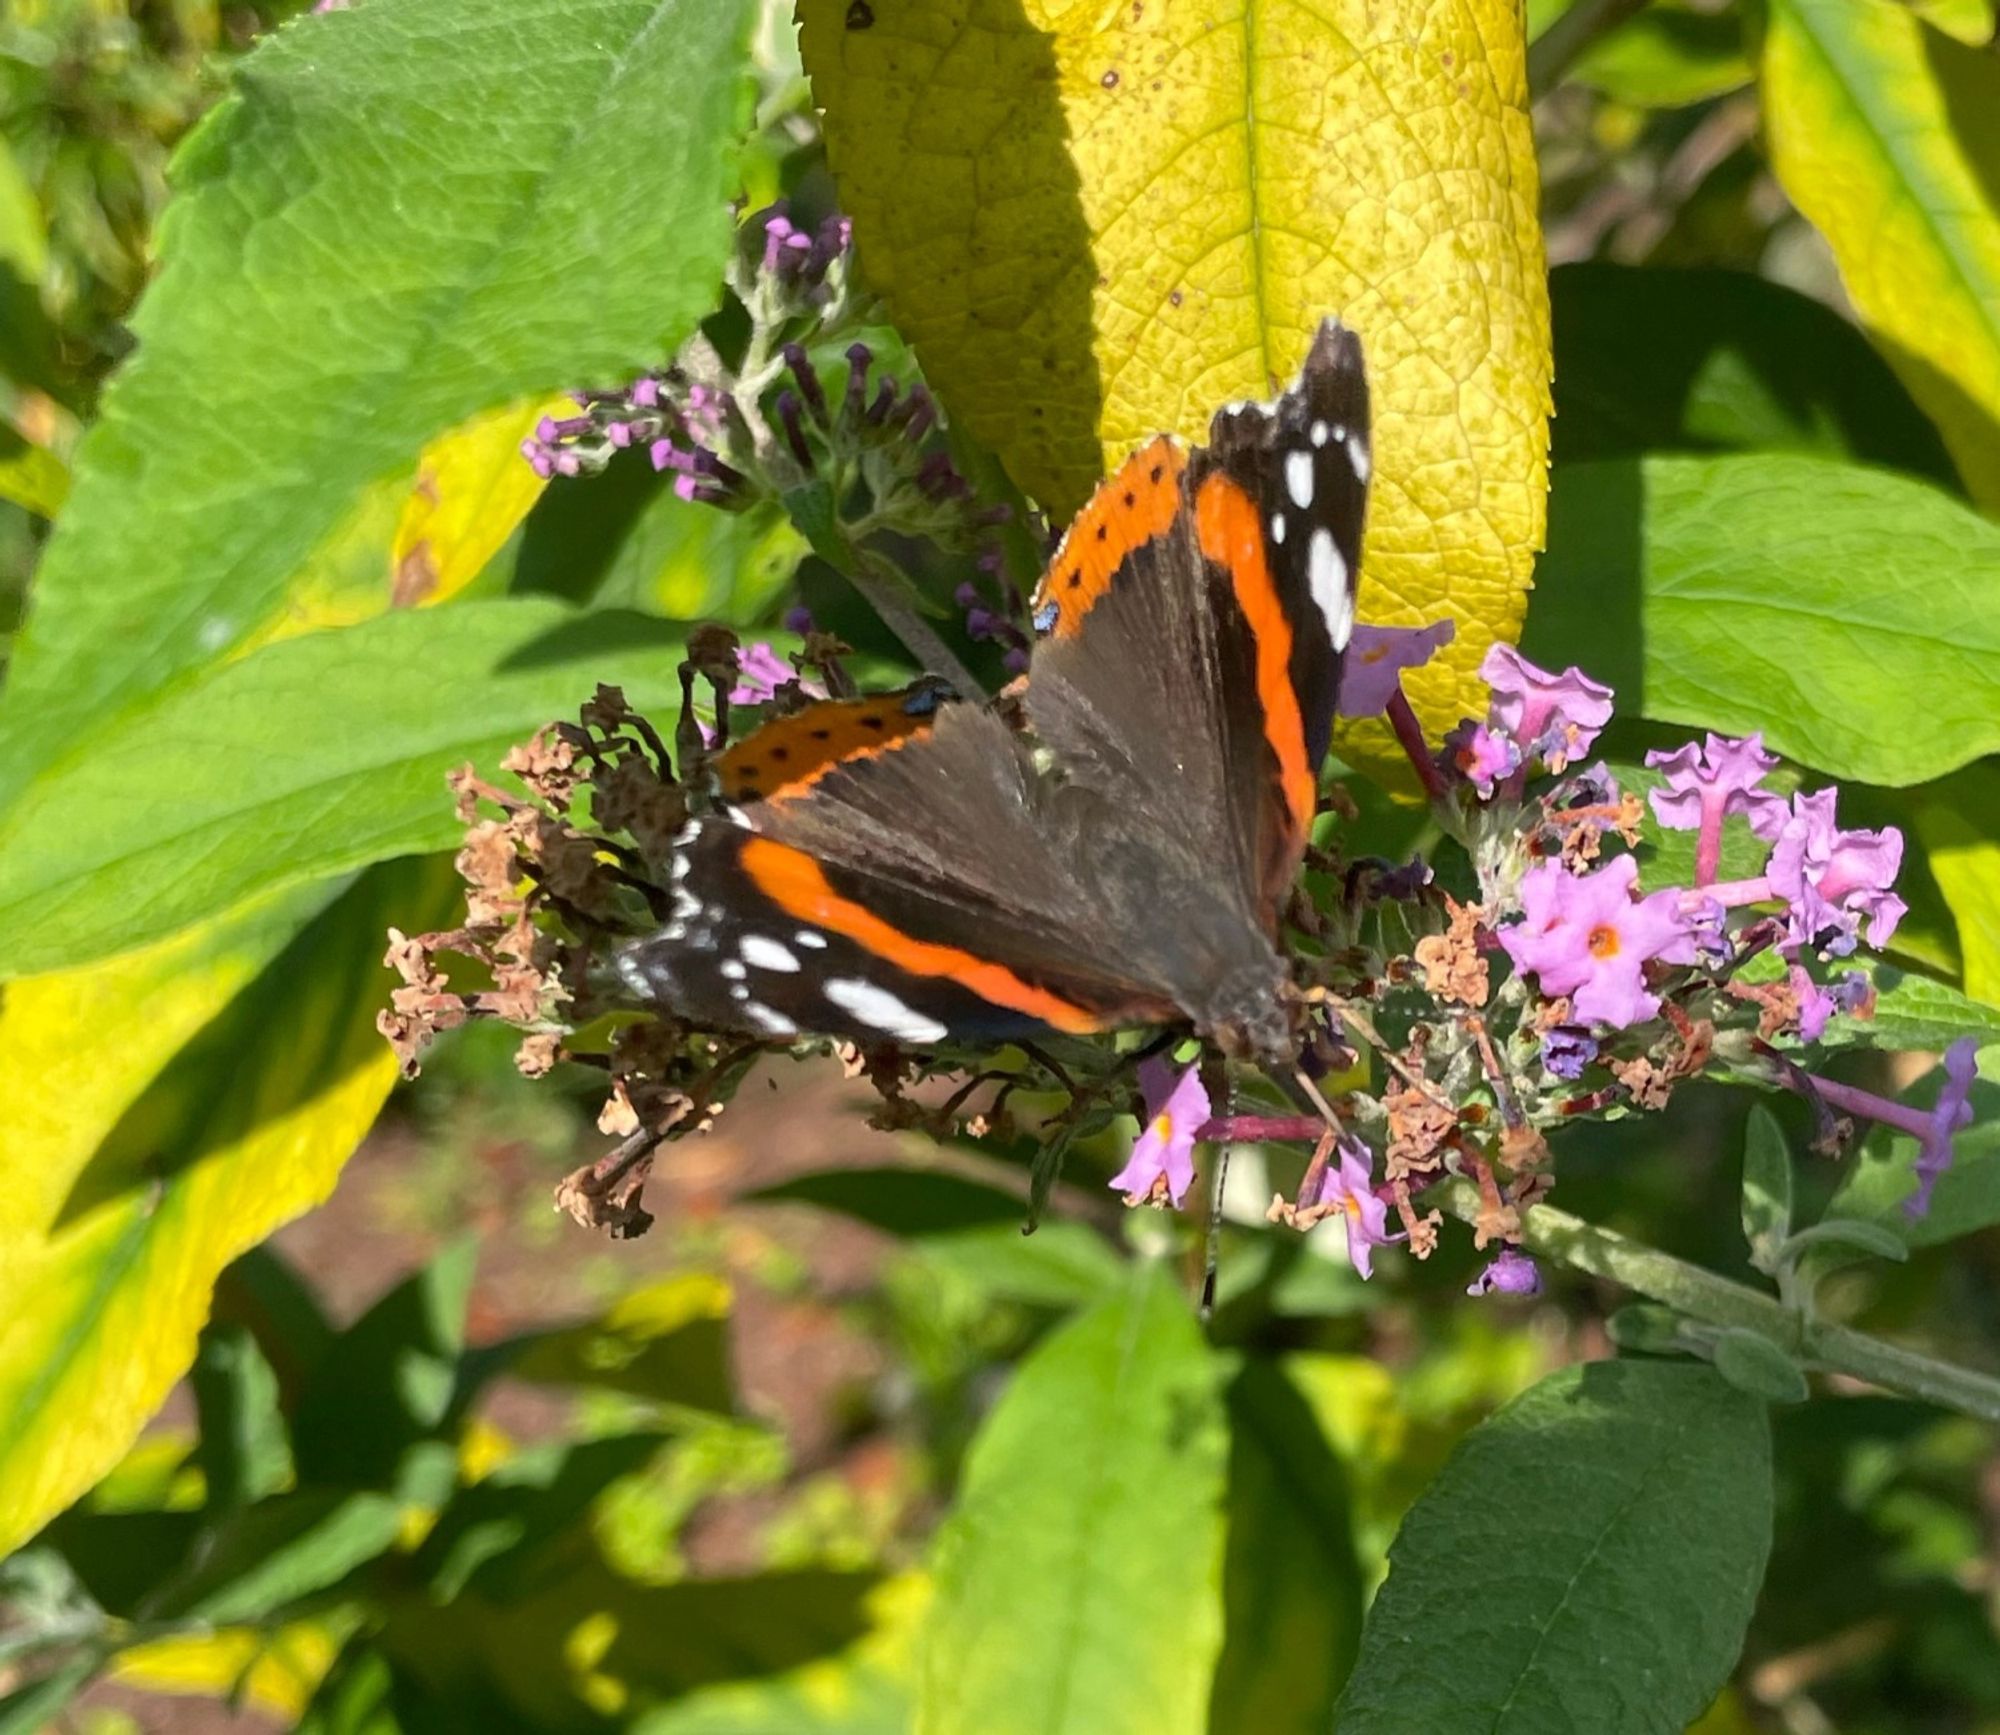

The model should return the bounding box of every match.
[741,935,800,973]
[796,930,828,949]
[1269,513,1286,545]
[824,978,949,1045]
[1308,529,1353,650]
[741,1002,798,1037]
[1347,431,1371,483]
[719,959,747,982]
[1310,419,1329,447]
[1285,450,1314,508]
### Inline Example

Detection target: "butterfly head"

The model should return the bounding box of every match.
[1198,964,1298,1069]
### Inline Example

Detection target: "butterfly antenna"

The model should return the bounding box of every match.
[1199,1143,1231,1323]
[1292,1067,1344,1133]
[1199,1069,1238,1323]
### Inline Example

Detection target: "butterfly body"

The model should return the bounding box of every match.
[618,320,1372,1068]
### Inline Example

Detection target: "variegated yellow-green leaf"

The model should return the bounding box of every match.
[1763,0,2000,513]
[391,396,571,607]
[1917,766,2000,1008]
[0,860,455,1556]
[799,0,1551,763]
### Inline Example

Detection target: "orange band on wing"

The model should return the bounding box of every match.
[1193,472,1316,836]
[1032,437,1187,636]
[739,836,1107,1033]
[718,695,936,804]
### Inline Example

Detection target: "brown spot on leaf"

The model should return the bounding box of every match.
[393,541,439,607]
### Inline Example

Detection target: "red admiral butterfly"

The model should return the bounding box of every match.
[618,319,1370,1067]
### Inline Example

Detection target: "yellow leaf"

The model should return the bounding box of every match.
[0,425,68,520]
[799,0,1552,765]
[1916,765,2000,1006]
[0,859,457,1556]
[111,1621,344,1721]
[231,397,560,654]
[392,396,569,608]
[1763,0,2000,513]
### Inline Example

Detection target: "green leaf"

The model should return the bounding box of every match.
[0,1657,97,1735]
[1605,1304,1688,1355]
[1336,1360,1772,1735]
[154,1489,405,1624]
[290,1243,477,1489]
[1526,454,2000,786]
[0,0,756,810]
[632,1575,924,1735]
[1762,0,2000,512]
[1549,264,1956,484]
[0,599,688,979]
[1209,1359,1363,1734]
[191,1322,292,1512]
[750,1168,1031,1236]
[1832,968,2000,1053]
[0,426,68,520]
[917,1261,1227,1735]
[416,1433,670,1602]
[0,859,459,1560]
[1741,1107,1794,1274]
[1568,6,1749,108]
[1710,1331,1811,1406]
[911,1222,1130,1310]
[499,1273,734,1414]
[0,136,47,282]
[1776,1220,1911,1264]
[381,1564,884,1725]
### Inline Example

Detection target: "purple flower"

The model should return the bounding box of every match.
[1337,620,1456,718]
[1444,722,1523,798]
[1109,1057,1209,1209]
[761,211,813,276]
[1646,733,1789,888]
[1498,854,1696,1028]
[728,642,824,707]
[1790,965,1872,1042]
[1480,644,1614,772]
[1303,1133,1396,1279]
[783,605,817,636]
[1803,1039,1979,1219]
[1467,1249,1542,1296]
[1540,1027,1600,1081]
[1766,789,1907,957]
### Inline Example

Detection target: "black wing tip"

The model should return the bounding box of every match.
[1300,317,1364,387]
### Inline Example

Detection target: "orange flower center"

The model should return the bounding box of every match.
[1587,923,1622,958]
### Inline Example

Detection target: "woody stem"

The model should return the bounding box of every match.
[1429,1177,2000,1423]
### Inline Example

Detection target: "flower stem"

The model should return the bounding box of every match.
[1429,1177,2000,1422]
[1385,690,1451,802]
[845,547,983,694]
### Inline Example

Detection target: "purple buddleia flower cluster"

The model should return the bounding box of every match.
[519,203,1013,577]
[1114,627,1979,1287]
